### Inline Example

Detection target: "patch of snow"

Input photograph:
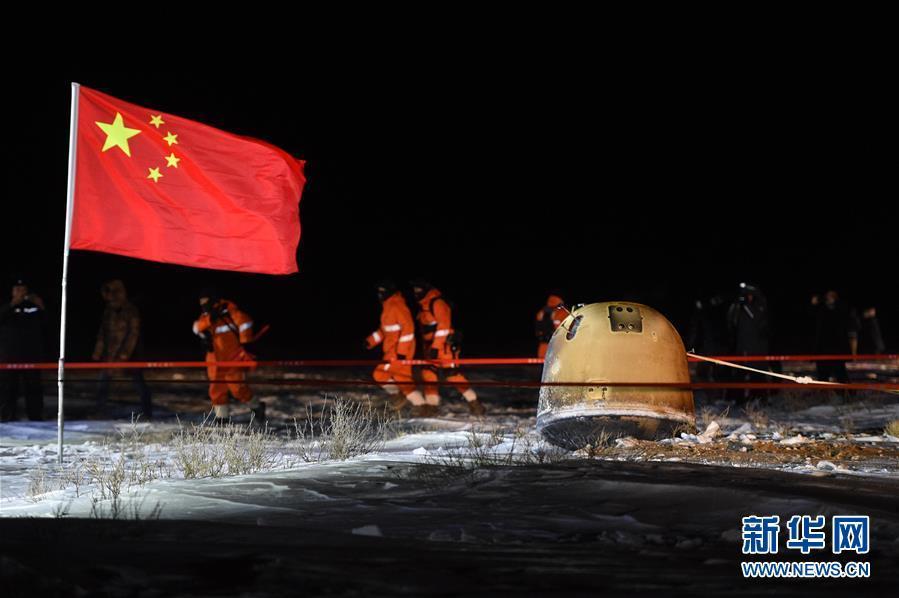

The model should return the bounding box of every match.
[615,437,639,449]
[780,434,808,446]
[352,524,383,537]
[698,421,720,442]
[731,423,753,435]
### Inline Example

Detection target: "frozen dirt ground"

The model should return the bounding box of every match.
[2,365,898,596]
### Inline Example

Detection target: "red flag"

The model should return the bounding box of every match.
[71,86,305,274]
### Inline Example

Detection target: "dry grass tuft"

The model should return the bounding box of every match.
[742,400,769,430]
[173,416,275,479]
[403,426,570,487]
[698,405,730,429]
[885,420,899,438]
[26,465,51,502]
[294,397,393,462]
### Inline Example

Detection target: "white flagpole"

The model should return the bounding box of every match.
[58,82,80,464]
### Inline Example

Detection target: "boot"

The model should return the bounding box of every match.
[251,401,266,424]
[411,404,440,418]
[466,399,486,416]
[213,417,229,426]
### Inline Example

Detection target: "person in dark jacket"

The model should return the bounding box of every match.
[688,294,728,372]
[727,283,770,356]
[811,290,859,383]
[726,283,771,400]
[93,280,152,419]
[858,306,886,355]
[0,278,46,421]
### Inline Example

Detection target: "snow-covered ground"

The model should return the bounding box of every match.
[2,393,898,518]
[2,388,899,596]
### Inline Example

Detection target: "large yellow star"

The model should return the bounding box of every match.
[95,113,142,157]
[149,114,165,128]
[147,167,163,183]
[165,152,180,168]
[163,132,178,146]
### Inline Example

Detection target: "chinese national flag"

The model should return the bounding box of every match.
[71,85,306,274]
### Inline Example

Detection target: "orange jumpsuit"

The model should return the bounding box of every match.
[192,300,254,406]
[536,294,565,358]
[366,291,417,396]
[417,288,474,403]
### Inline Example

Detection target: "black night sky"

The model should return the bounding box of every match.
[4,56,896,362]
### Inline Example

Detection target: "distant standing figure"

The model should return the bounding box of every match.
[858,307,886,355]
[811,290,859,383]
[535,294,565,358]
[687,294,728,384]
[726,283,770,400]
[727,283,770,356]
[0,278,46,421]
[92,280,153,419]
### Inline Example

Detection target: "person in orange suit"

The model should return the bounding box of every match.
[366,280,425,411]
[535,293,565,358]
[410,279,485,417]
[193,288,263,424]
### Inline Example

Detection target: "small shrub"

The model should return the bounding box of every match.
[407,427,571,487]
[743,400,769,429]
[26,466,50,502]
[698,405,730,428]
[294,397,393,462]
[173,418,275,479]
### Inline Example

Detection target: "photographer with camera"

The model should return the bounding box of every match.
[726,282,771,401]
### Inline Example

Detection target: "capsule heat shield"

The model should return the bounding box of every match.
[537,302,695,449]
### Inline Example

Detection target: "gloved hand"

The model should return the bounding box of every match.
[428,348,439,360]
[236,345,256,361]
[365,338,376,350]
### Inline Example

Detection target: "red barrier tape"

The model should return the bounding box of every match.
[0,354,896,371]
[63,377,899,391]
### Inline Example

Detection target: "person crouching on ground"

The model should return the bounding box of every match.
[193,288,264,424]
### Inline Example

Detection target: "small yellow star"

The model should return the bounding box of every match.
[165,153,180,168]
[149,114,165,128]
[163,132,178,146]
[95,112,142,157]
[147,167,163,183]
